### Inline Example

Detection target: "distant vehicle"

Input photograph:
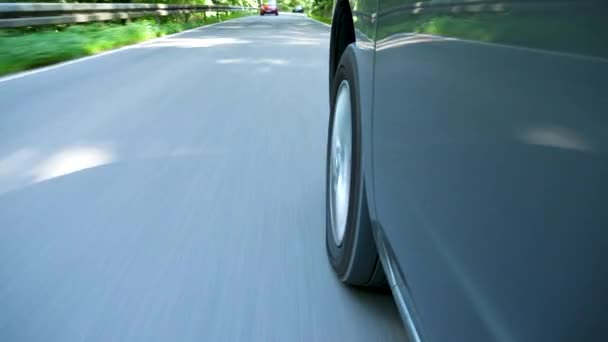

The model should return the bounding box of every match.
[326,0,607,341]
[260,1,278,15]
[292,5,304,13]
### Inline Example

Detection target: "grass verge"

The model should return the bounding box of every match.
[308,14,331,25]
[0,11,253,77]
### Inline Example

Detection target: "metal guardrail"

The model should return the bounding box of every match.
[0,3,257,28]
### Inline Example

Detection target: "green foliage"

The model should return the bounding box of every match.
[0,0,259,5]
[0,11,252,76]
[256,0,310,13]
[309,0,331,18]
[274,0,301,12]
[308,13,330,24]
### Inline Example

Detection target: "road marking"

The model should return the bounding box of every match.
[0,16,252,84]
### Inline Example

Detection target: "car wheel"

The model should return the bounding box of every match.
[326,45,385,287]
[275,12,279,16]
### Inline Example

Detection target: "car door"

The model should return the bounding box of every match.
[371,1,608,341]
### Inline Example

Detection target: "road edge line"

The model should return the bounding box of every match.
[305,15,331,28]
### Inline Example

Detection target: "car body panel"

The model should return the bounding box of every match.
[332,0,608,340]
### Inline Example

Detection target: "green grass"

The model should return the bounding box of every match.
[308,14,331,25]
[0,11,253,76]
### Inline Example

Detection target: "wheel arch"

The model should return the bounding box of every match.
[329,0,378,224]
[329,0,356,91]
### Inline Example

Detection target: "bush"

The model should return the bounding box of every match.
[0,11,252,76]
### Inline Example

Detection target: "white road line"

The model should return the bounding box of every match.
[0,16,251,84]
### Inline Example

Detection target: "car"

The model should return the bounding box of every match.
[292,5,304,13]
[260,1,278,15]
[325,0,607,341]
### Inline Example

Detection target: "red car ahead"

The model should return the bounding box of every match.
[260,1,278,15]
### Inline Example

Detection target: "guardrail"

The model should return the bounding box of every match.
[0,3,257,28]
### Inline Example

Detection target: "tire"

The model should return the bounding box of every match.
[326,45,385,287]
[275,12,279,16]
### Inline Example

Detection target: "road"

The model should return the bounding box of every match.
[0,14,407,341]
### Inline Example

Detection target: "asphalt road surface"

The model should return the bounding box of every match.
[0,14,407,341]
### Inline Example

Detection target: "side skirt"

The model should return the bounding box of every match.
[372,222,425,342]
